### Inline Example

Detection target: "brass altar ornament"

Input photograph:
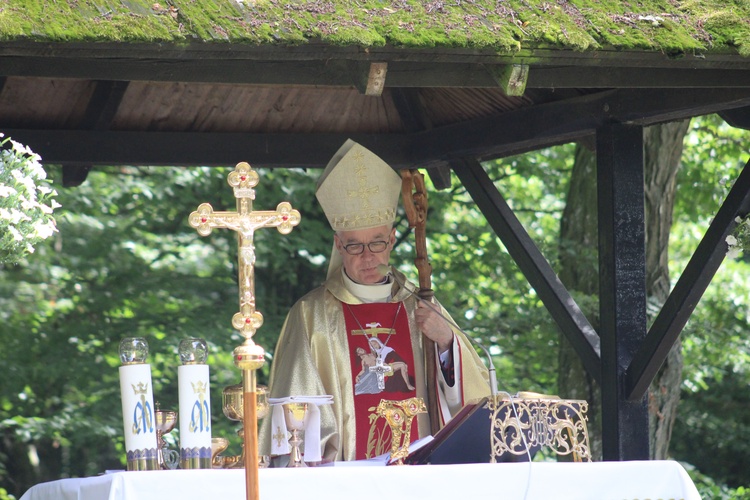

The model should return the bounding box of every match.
[487,393,591,462]
[217,383,270,469]
[154,404,179,470]
[374,397,426,465]
[190,162,299,500]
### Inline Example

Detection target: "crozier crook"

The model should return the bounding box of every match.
[401,169,441,434]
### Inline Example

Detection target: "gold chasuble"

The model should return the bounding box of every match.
[260,268,491,462]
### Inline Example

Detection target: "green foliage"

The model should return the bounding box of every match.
[668,115,750,492]
[0,135,59,265]
[672,370,750,490]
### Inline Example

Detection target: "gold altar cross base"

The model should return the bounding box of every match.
[189,161,300,500]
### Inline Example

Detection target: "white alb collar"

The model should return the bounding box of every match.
[342,268,392,303]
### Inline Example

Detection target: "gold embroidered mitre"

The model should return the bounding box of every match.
[316,139,401,231]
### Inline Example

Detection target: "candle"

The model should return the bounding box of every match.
[178,338,212,469]
[118,337,159,471]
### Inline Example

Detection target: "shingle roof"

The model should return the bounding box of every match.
[1,0,749,55]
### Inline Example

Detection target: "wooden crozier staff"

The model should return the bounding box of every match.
[401,169,441,435]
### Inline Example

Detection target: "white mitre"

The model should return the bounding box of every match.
[316,139,401,231]
[316,139,402,278]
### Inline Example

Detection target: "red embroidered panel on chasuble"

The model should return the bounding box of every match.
[343,302,417,459]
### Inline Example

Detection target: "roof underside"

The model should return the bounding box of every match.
[1,1,750,181]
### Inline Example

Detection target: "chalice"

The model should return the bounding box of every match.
[222,383,270,468]
[282,402,309,468]
[154,405,179,470]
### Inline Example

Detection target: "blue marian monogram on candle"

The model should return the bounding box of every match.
[131,381,154,435]
[189,380,211,433]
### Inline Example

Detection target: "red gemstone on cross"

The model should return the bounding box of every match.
[240,176,247,181]
[245,318,252,324]
[201,217,207,223]
[282,216,289,221]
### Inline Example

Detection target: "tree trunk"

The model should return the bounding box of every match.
[558,120,690,460]
[644,120,690,460]
[558,144,602,459]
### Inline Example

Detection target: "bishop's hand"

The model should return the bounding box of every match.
[415,300,454,355]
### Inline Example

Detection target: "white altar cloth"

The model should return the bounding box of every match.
[20,461,700,500]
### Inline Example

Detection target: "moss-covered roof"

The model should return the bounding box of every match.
[0,0,749,57]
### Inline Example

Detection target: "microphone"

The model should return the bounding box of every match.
[377,264,499,396]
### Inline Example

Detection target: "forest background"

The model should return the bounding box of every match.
[1,114,749,499]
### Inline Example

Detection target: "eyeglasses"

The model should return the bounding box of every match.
[342,240,390,255]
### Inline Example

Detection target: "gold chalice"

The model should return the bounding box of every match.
[221,383,270,468]
[282,402,309,468]
[154,405,179,470]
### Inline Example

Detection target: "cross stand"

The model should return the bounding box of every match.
[189,162,300,500]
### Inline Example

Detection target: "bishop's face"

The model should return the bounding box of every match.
[335,225,396,284]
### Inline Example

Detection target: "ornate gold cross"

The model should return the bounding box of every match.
[189,162,300,343]
[189,161,300,500]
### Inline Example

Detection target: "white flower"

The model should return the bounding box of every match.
[33,220,57,239]
[726,235,738,246]
[8,226,23,242]
[10,139,33,156]
[727,247,741,259]
[1,135,58,264]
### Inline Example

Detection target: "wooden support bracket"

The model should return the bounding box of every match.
[486,64,529,97]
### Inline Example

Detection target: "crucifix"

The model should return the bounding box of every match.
[189,161,300,500]
[369,355,394,391]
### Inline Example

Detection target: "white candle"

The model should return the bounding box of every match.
[178,338,212,469]
[119,362,159,470]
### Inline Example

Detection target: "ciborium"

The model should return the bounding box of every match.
[282,402,310,468]
[221,383,270,468]
[154,404,179,470]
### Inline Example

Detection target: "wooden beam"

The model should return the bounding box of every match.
[365,62,388,96]
[11,89,750,169]
[719,106,750,130]
[597,123,649,461]
[451,157,602,380]
[79,80,129,129]
[389,88,433,132]
[5,130,415,169]
[424,164,452,191]
[411,88,750,165]
[485,64,529,96]
[625,157,750,400]
[63,80,130,186]
[527,67,750,89]
[3,52,750,89]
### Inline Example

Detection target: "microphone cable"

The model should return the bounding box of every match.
[378,265,534,469]
[377,264,498,395]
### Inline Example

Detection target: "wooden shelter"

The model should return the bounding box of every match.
[2,0,750,461]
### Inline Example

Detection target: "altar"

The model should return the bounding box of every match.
[21,461,700,500]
